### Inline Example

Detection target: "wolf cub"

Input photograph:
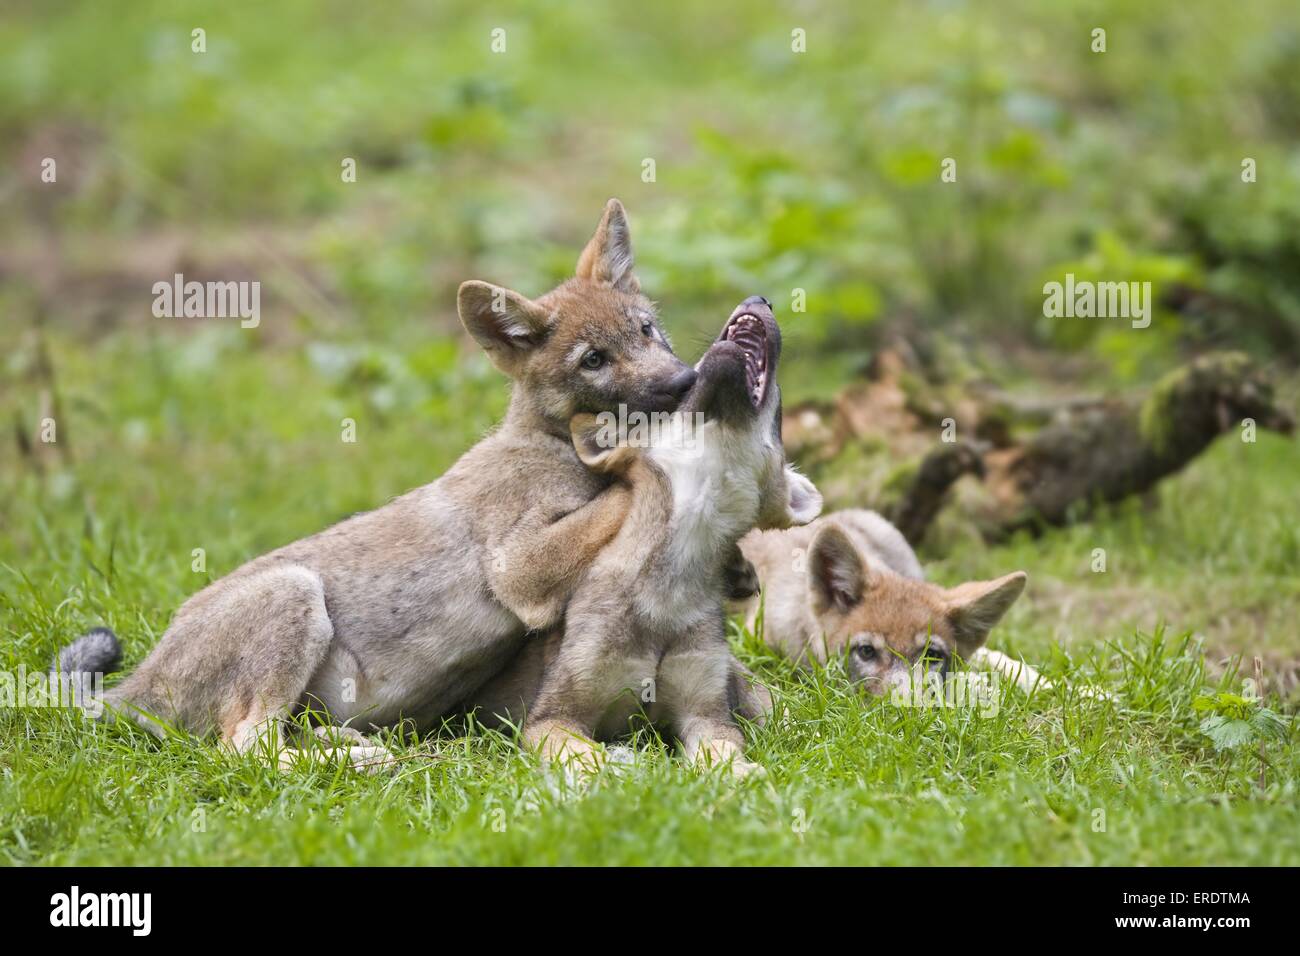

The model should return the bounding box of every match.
[737,509,1030,697]
[55,200,706,769]
[471,298,821,775]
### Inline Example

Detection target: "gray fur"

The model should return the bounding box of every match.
[476,299,820,775]
[55,200,699,761]
[82,409,616,744]
[54,626,122,676]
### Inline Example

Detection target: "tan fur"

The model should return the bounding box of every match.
[73,200,705,769]
[737,509,1027,697]
[474,298,819,777]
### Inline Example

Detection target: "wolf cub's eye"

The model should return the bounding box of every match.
[920,649,949,669]
[581,349,605,370]
[853,644,877,662]
[641,321,653,337]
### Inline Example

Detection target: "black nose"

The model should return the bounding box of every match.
[663,367,697,399]
[742,295,771,308]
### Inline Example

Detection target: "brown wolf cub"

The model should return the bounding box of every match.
[471,297,821,775]
[55,200,706,769]
[737,510,1031,698]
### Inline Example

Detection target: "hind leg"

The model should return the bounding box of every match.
[229,720,397,774]
[105,563,349,766]
[212,569,396,772]
[728,657,773,727]
[191,565,337,764]
[306,725,398,773]
[659,627,765,779]
[99,563,337,747]
[104,563,397,771]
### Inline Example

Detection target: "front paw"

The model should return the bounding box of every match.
[723,552,760,601]
[691,739,764,778]
[727,758,766,779]
[528,721,607,777]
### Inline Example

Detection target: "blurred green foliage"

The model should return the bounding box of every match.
[2,0,1300,387]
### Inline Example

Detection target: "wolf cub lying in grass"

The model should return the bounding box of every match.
[471,297,820,776]
[735,509,1038,698]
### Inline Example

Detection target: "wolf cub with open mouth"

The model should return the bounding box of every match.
[472,298,821,775]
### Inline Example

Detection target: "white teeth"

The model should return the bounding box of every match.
[724,312,768,406]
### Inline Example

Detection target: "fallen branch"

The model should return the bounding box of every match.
[790,350,1295,548]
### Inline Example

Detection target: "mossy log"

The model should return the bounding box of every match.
[971,353,1294,537]
[788,351,1295,548]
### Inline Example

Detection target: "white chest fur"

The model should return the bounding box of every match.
[645,410,774,608]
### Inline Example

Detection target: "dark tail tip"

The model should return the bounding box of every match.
[53,626,123,676]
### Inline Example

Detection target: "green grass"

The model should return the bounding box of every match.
[7,0,1300,364]
[3,0,1300,866]
[2,325,1298,867]
[2,630,1296,866]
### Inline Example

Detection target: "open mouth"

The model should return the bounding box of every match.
[723,311,769,407]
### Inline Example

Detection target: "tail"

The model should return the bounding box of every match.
[53,626,123,676]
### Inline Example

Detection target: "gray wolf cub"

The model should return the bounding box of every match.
[55,199,705,768]
[472,297,821,775]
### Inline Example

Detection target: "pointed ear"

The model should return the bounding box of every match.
[457,280,552,376]
[575,198,639,293]
[944,571,1027,656]
[808,524,868,615]
[569,413,639,475]
[784,466,823,525]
